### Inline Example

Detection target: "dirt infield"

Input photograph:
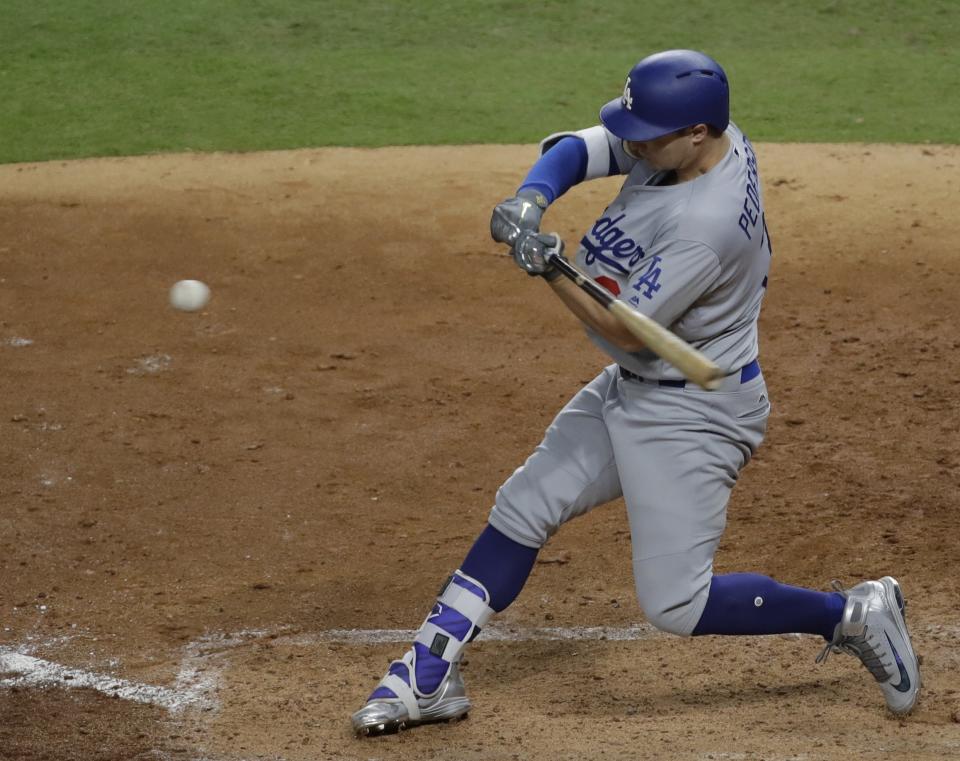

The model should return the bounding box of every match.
[1,143,959,761]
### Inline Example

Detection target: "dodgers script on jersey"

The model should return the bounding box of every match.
[574,123,771,380]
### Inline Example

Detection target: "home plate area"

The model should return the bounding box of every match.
[2,145,960,760]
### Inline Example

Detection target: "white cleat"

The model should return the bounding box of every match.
[818,576,921,715]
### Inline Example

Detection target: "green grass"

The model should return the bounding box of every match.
[1,0,958,162]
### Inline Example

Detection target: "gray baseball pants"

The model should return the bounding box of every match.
[488,364,770,635]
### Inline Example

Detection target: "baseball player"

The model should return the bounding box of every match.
[351,49,921,736]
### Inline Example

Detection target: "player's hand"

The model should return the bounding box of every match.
[490,189,548,245]
[512,231,566,281]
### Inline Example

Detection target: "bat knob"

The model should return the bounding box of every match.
[540,233,565,260]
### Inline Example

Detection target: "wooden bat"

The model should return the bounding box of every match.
[547,255,724,391]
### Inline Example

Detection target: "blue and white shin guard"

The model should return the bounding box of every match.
[363,570,494,720]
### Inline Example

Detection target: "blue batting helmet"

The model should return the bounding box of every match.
[600,50,730,141]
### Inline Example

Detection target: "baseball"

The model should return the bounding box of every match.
[169,279,211,311]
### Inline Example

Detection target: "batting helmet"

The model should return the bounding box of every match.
[600,50,729,142]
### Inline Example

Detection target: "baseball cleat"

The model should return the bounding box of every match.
[817,576,921,715]
[352,653,471,737]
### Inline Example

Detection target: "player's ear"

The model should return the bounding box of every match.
[689,123,709,144]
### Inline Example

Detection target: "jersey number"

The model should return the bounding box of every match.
[760,212,773,256]
[632,256,663,300]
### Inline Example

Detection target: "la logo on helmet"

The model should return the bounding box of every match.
[622,76,633,110]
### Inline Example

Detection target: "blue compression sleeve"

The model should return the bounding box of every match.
[460,524,539,612]
[517,136,588,204]
[692,573,845,640]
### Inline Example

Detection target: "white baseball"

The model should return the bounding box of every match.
[169,279,211,312]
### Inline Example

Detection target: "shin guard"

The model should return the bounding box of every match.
[368,569,494,701]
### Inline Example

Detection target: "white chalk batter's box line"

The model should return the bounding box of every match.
[0,625,665,714]
[1,622,956,713]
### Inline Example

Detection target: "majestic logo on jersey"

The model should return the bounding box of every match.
[581,213,646,275]
[622,76,633,111]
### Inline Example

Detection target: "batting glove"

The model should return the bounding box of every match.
[512,231,565,281]
[490,188,549,245]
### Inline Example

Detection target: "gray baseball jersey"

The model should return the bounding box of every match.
[548,122,770,380]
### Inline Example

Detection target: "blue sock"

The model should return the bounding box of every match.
[692,573,845,640]
[460,524,539,612]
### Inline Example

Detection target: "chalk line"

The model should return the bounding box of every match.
[2,621,902,714]
[1,618,954,729]
[0,648,213,712]
[0,626,661,712]
[305,624,661,645]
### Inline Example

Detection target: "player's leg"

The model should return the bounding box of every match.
[352,367,624,736]
[609,378,843,636]
[675,385,920,714]
[610,378,920,713]
[694,572,921,713]
[692,573,843,638]
[606,379,769,635]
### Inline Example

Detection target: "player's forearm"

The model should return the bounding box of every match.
[517,137,588,204]
[548,277,645,352]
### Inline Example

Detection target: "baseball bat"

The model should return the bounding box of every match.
[548,255,724,391]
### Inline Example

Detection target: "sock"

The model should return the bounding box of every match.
[460,524,540,612]
[692,573,845,640]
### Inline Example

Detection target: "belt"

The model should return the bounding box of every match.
[618,358,761,390]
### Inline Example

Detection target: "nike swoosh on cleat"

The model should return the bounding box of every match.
[885,633,912,693]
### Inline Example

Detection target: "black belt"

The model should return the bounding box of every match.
[618,358,761,389]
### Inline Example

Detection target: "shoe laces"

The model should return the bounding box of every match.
[815,581,892,683]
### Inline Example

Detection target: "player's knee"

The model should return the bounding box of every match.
[633,559,712,637]
[489,453,589,547]
[638,599,698,636]
[489,487,556,548]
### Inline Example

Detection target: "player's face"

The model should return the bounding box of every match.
[623,128,695,170]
